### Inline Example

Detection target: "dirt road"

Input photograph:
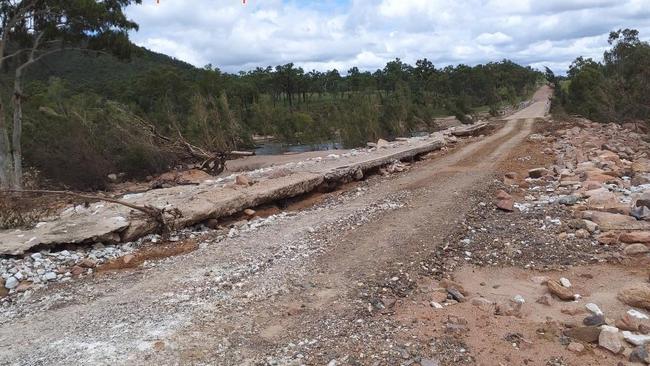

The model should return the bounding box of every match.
[0,87,552,365]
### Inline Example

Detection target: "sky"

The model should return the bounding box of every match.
[125,0,650,74]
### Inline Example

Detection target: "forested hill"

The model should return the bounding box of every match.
[24,46,196,94]
[17,43,541,189]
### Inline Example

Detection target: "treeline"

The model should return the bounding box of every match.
[548,29,650,123]
[19,51,540,189]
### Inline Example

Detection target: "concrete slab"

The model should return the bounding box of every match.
[0,134,445,255]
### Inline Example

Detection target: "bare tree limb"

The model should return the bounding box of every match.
[1,189,181,234]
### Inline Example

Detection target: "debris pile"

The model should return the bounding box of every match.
[523,119,650,250]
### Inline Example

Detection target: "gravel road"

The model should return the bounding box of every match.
[0,87,551,365]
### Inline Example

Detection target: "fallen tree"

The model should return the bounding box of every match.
[119,104,253,175]
[1,189,182,235]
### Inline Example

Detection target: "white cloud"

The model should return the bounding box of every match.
[125,0,650,74]
[476,32,513,45]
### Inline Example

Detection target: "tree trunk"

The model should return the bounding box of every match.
[12,69,23,189]
[0,33,13,188]
[0,100,13,188]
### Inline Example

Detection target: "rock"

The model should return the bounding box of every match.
[377,139,390,148]
[503,172,519,185]
[206,218,220,229]
[583,211,646,231]
[599,325,623,354]
[586,303,604,316]
[513,294,525,304]
[4,276,18,289]
[630,345,650,363]
[632,206,650,220]
[447,288,466,303]
[558,195,579,206]
[470,297,493,311]
[567,341,585,354]
[619,285,650,310]
[560,277,572,288]
[430,301,443,309]
[71,266,85,276]
[623,331,650,346]
[15,282,31,292]
[107,173,118,182]
[584,314,606,326]
[575,229,590,239]
[617,310,650,332]
[43,272,57,281]
[495,190,514,211]
[597,231,621,245]
[637,193,650,208]
[564,326,602,343]
[547,280,576,301]
[625,244,650,256]
[235,175,250,186]
[528,168,549,178]
[621,232,650,244]
[79,258,97,268]
[583,220,599,233]
[440,279,467,295]
[495,298,523,317]
[244,209,256,216]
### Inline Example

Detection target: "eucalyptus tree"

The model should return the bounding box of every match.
[0,0,140,188]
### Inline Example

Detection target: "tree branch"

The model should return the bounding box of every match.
[1,189,181,234]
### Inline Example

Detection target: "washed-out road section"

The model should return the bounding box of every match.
[0,87,551,365]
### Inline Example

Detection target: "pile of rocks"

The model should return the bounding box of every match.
[562,301,650,363]
[0,243,136,297]
[509,119,650,255]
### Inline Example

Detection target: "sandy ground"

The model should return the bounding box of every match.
[0,87,609,366]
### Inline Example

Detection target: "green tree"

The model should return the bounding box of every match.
[0,0,141,189]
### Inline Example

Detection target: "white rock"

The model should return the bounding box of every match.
[628,309,649,320]
[586,303,603,316]
[622,331,650,346]
[560,277,572,288]
[30,253,42,260]
[228,228,239,238]
[430,301,443,309]
[4,276,18,289]
[43,272,57,281]
[513,295,525,304]
[599,326,623,354]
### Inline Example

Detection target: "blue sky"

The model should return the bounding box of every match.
[125,0,650,74]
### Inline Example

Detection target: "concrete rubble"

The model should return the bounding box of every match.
[0,130,460,256]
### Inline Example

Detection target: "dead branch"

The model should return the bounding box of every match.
[1,189,181,235]
[107,103,255,175]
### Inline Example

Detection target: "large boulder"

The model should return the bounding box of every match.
[582,211,648,231]
[620,232,650,244]
[618,285,650,310]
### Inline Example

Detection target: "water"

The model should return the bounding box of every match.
[254,141,343,155]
